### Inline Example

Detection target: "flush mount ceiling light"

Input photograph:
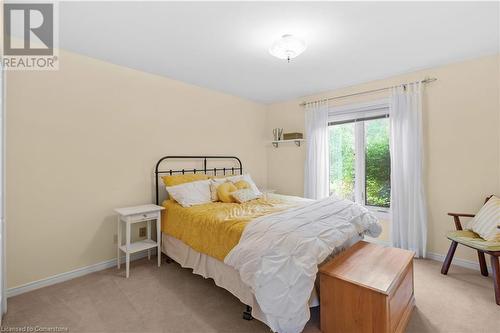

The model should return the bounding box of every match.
[269,34,307,62]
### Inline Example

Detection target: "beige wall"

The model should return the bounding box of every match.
[6,49,500,288]
[267,54,500,262]
[6,50,268,288]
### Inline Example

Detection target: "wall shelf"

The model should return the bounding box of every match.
[271,139,305,148]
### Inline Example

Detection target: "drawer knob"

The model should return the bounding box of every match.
[143,214,147,218]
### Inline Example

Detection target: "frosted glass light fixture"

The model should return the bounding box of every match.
[269,34,307,62]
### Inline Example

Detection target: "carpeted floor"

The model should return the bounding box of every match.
[2,257,499,332]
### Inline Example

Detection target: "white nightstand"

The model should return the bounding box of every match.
[114,204,165,278]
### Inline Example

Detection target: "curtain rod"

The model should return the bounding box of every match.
[299,77,437,107]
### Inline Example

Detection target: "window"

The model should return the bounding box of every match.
[329,102,391,209]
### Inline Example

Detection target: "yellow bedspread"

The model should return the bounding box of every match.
[162,194,310,261]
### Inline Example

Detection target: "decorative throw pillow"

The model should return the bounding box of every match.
[234,180,251,190]
[469,196,500,241]
[209,178,228,202]
[162,174,209,187]
[219,174,262,196]
[166,180,211,207]
[217,182,238,203]
[231,188,261,203]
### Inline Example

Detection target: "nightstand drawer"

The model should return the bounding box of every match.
[128,211,160,222]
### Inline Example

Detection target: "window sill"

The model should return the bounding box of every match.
[366,206,391,218]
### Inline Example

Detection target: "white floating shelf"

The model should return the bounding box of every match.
[271,139,305,148]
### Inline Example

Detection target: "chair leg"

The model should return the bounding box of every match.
[478,251,489,277]
[441,241,458,275]
[490,255,500,306]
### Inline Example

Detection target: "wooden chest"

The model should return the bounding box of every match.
[319,241,415,333]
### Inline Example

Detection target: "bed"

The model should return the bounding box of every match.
[154,156,381,333]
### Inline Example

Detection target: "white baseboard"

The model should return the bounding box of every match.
[6,250,156,298]
[6,247,490,298]
[426,251,492,274]
[365,237,492,274]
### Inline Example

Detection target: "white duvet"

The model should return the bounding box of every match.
[224,195,382,333]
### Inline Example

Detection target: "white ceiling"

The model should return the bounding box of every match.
[59,1,499,104]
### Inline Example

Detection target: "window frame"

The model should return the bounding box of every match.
[328,99,391,216]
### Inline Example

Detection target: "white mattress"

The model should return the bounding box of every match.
[162,232,363,327]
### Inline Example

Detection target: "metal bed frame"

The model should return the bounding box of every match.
[153,155,253,320]
[154,155,243,205]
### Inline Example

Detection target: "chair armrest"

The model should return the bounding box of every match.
[447,213,475,218]
[447,213,475,231]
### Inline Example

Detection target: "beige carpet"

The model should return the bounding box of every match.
[2,257,499,332]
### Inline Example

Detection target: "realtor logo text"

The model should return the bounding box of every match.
[2,2,59,70]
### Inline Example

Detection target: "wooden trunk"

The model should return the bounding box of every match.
[319,241,415,333]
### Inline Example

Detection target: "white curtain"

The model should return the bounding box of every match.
[390,82,427,258]
[304,101,330,199]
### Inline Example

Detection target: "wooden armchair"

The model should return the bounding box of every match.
[441,196,500,305]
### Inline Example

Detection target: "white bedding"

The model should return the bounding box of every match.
[224,195,382,333]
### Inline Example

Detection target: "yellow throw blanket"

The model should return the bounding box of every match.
[162,194,310,261]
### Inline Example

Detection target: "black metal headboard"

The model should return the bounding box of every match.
[154,155,243,205]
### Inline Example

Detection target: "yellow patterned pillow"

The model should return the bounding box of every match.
[470,196,500,241]
[209,179,228,201]
[210,174,261,195]
[162,174,209,187]
[234,180,251,190]
[217,182,238,203]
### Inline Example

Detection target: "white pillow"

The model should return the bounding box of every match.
[166,180,211,207]
[209,178,228,202]
[221,173,262,196]
[469,196,500,241]
[232,189,261,203]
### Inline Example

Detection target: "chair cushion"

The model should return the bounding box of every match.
[446,230,500,252]
[467,195,500,241]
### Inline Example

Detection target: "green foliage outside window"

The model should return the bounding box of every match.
[364,118,391,207]
[329,118,391,208]
[329,123,355,201]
